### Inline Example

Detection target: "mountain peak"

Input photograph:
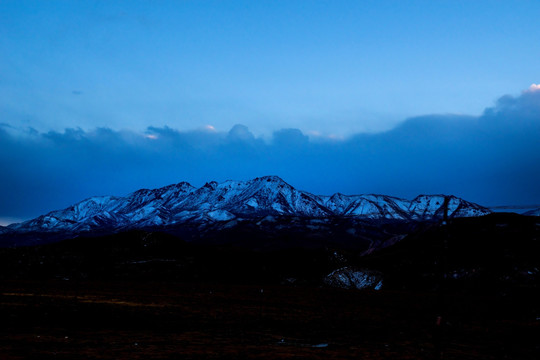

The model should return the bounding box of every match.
[171,181,194,190]
[203,181,219,190]
[254,175,287,183]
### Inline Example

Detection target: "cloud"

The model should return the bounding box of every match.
[272,128,309,147]
[1,89,539,220]
[227,124,256,142]
[526,84,540,93]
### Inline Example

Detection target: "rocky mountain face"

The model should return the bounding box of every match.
[6,176,490,239]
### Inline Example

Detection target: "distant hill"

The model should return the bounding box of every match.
[523,207,540,216]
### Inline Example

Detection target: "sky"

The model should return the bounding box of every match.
[1,1,540,224]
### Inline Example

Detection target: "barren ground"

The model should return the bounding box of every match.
[1,280,538,359]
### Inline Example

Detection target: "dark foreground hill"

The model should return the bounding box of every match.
[357,212,540,293]
[1,213,538,293]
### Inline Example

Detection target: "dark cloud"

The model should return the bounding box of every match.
[483,90,540,122]
[272,128,310,147]
[227,124,255,142]
[1,90,540,221]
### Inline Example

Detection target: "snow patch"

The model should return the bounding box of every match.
[207,210,236,221]
[246,198,259,208]
[324,267,383,290]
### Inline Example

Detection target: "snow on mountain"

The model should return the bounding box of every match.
[341,195,411,219]
[7,176,491,234]
[409,195,490,219]
[324,267,384,290]
[322,193,351,214]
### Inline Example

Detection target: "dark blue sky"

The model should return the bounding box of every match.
[1,1,540,224]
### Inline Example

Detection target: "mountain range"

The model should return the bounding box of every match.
[2,176,490,242]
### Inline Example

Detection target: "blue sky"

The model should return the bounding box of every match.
[2,0,539,135]
[1,1,540,224]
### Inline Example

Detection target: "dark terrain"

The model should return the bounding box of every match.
[1,213,539,359]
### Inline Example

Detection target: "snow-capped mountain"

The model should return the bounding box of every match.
[7,176,490,235]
